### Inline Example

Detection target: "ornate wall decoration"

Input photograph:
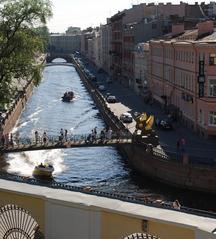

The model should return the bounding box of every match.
[123,233,160,239]
[0,204,44,239]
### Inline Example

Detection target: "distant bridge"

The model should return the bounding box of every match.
[46,62,74,67]
[46,52,73,63]
[0,134,132,153]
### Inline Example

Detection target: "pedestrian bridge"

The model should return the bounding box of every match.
[0,134,133,153]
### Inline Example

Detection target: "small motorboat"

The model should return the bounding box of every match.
[33,163,54,179]
[62,91,74,102]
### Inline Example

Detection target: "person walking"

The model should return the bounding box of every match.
[180,138,186,153]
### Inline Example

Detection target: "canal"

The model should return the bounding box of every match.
[3,59,215,212]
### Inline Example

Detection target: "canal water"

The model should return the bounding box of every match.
[3,59,215,212]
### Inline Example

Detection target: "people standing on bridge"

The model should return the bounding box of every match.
[35,131,39,144]
[93,127,97,140]
[91,129,95,142]
[15,132,19,146]
[100,129,105,142]
[5,133,9,146]
[10,133,13,147]
[42,131,48,145]
[64,129,68,142]
[60,128,64,138]
[106,127,112,140]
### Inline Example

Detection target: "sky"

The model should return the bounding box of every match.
[47,0,210,33]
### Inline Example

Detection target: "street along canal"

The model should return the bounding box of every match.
[2,59,215,212]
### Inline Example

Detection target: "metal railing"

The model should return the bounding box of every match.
[0,170,215,219]
[0,132,133,153]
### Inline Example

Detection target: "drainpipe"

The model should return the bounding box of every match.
[192,42,198,132]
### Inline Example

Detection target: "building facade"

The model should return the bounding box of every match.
[49,34,81,53]
[149,21,216,137]
[101,20,112,74]
[134,43,150,96]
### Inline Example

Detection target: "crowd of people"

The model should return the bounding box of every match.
[85,126,113,143]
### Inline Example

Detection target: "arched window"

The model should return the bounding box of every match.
[123,233,160,239]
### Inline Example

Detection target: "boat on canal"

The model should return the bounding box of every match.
[62,91,74,102]
[33,163,54,179]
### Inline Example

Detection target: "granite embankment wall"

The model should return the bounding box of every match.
[1,81,34,134]
[73,58,216,194]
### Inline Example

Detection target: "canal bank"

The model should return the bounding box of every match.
[72,56,216,195]
[0,56,46,135]
[1,81,34,134]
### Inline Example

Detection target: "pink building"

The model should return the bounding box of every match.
[149,21,216,138]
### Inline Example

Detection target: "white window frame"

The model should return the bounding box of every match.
[209,111,216,126]
[209,79,216,97]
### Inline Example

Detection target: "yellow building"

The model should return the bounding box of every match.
[0,178,215,239]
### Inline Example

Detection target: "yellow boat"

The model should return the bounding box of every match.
[33,163,54,179]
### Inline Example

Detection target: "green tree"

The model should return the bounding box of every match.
[0,0,52,106]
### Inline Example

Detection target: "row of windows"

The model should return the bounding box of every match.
[176,51,195,63]
[176,70,194,91]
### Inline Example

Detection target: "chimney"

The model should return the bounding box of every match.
[172,24,184,36]
[197,20,214,37]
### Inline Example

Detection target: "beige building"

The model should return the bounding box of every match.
[49,34,81,53]
[81,30,94,56]
[134,43,149,96]
[0,179,215,239]
[101,19,112,74]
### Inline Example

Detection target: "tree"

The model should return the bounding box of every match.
[0,0,52,106]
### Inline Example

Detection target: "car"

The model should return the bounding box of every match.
[120,112,133,123]
[106,95,117,103]
[155,118,173,130]
[106,77,113,84]
[98,85,106,91]
[88,73,97,81]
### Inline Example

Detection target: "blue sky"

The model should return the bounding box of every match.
[48,0,210,33]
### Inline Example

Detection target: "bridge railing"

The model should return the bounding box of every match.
[0,131,133,151]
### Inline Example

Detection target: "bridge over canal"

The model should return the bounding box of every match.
[46,52,73,63]
[0,134,133,154]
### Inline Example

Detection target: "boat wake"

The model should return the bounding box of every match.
[5,149,66,177]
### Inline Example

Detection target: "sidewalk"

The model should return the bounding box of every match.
[82,58,216,163]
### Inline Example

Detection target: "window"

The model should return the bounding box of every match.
[209,79,216,97]
[209,53,216,65]
[209,111,216,126]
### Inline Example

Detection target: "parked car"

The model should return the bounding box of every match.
[106,95,117,103]
[106,77,113,84]
[120,112,133,123]
[98,85,106,91]
[155,118,173,130]
[105,92,111,98]
[88,73,97,81]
